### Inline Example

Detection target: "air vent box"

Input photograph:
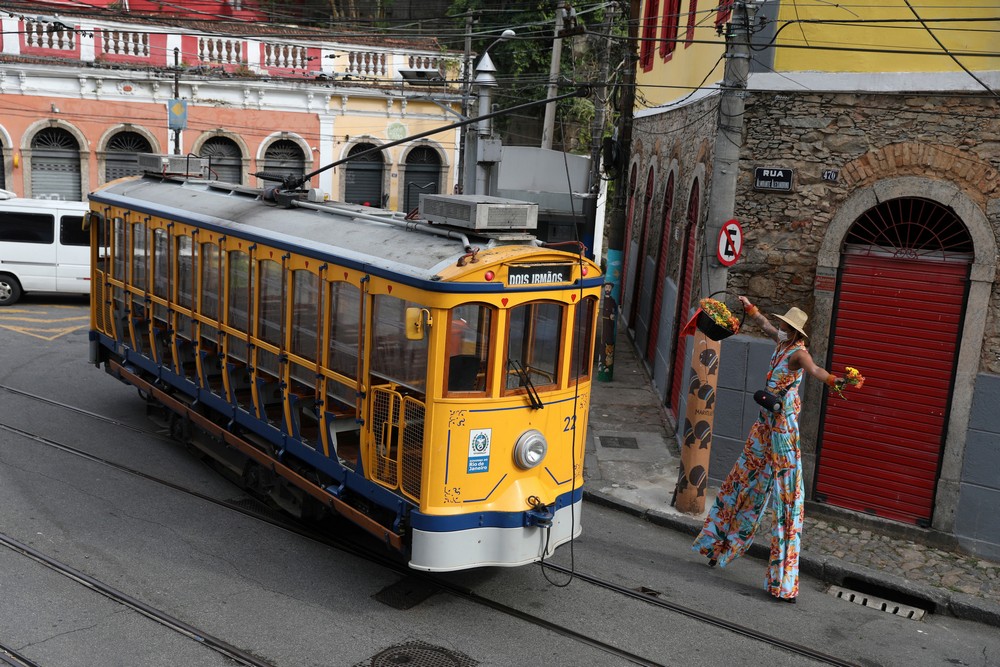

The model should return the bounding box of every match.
[419,194,537,231]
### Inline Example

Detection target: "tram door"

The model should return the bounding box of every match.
[364,293,427,503]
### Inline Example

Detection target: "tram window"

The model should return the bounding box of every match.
[446,304,493,394]
[177,236,195,309]
[200,243,221,322]
[153,228,169,298]
[227,250,251,331]
[328,282,360,380]
[291,270,319,363]
[59,216,87,246]
[372,294,428,394]
[569,297,597,382]
[506,302,562,390]
[132,222,148,290]
[113,218,125,281]
[257,259,283,346]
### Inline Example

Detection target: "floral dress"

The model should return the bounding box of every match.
[691,340,806,600]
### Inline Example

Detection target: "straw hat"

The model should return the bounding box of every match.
[773,307,809,338]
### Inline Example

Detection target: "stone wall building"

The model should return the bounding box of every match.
[622,0,1000,559]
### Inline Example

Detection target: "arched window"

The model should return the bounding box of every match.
[262,139,306,185]
[31,127,82,200]
[106,131,154,182]
[200,136,243,184]
[402,146,441,214]
[344,143,384,207]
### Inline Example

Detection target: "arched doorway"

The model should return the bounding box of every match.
[814,197,973,526]
[646,172,674,365]
[628,167,656,334]
[262,139,306,185]
[667,179,700,415]
[402,146,441,214]
[0,140,6,190]
[344,143,384,206]
[620,163,638,302]
[31,127,82,200]
[106,131,154,181]
[200,136,243,184]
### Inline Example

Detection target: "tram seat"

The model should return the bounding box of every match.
[255,374,283,423]
[448,355,482,392]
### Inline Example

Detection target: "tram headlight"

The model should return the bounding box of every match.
[513,429,548,470]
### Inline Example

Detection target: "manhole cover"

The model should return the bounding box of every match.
[827,585,926,620]
[600,436,638,449]
[355,641,478,667]
[373,576,439,610]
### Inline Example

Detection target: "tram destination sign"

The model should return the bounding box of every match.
[508,263,571,286]
[753,167,793,192]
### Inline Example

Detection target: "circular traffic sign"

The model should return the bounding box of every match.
[717,219,743,267]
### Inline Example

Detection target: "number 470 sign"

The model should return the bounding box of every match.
[716,219,743,267]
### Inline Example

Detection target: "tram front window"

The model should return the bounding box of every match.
[506,302,562,390]
[446,305,493,394]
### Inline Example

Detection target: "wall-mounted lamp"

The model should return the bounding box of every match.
[13,152,20,169]
[50,103,59,113]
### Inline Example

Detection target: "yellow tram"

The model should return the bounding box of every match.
[87,168,602,570]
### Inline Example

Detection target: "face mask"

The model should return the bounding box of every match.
[776,329,789,343]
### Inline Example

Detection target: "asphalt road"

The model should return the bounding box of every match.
[1,295,998,667]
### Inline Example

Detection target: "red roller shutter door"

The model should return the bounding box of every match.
[814,251,969,525]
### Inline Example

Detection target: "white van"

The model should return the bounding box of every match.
[0,190,90,306]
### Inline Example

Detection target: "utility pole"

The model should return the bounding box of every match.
[703,1,756,296]
[457,12,475,193]
[540,0,565,150]
[674,1,757,515]
[587,5,615,214]
[173,47,181,155]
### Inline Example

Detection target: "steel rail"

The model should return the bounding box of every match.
[3,388,860,667]
[0,530,276,667]
[0,642,42,667]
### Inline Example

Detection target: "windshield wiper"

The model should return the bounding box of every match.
[508,359,544,410]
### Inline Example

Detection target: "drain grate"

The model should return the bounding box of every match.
[354,640,478,667]
[827,585,926,620]
[600,436,638,449]
[373,576,439,610]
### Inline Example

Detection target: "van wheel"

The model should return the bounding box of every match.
[0,275,22,306]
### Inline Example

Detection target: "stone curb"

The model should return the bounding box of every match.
[583,489,1000,629]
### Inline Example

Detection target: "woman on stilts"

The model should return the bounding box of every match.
[692,297,846,603]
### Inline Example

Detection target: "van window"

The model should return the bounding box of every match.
[0,212,54,243]
[60,216,87,246]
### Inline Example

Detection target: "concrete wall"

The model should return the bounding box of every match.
[956,373,1000,560]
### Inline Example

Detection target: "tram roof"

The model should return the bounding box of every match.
[92,176,513,284]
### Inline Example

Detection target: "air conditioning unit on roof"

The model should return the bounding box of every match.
[137,154,208,178]
[419,194,537,231]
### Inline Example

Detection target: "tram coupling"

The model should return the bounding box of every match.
[525,496,554,528]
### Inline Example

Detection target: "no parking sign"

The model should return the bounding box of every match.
[716,219,743,267]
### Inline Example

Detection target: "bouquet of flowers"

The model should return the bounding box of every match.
[831,366,866,399]
[699,298,740,334]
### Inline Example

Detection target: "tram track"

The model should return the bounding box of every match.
[0,385,861,667]
[0,641,41,667]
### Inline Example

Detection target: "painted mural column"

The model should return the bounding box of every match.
[673,328,720,514]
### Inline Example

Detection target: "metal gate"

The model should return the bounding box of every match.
[345,143,384,206]
[668,180,699,414]
[814,197,972,525]
[0,143,6,189]
[367,386,424,502]
[262,139,305,184]
[105,131,153,182]
[200,136,243,184]
[646,173,674,365]
[31,128,81,201]
[401,146,440,213]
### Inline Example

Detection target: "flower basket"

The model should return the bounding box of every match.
[696,310,737,341]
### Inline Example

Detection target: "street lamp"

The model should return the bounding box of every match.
[464,29,514,196]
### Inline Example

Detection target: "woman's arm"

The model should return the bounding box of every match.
[790,348,845,389]
[739,296,780,342]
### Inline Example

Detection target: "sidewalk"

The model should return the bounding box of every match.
[583,328,1000,628]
